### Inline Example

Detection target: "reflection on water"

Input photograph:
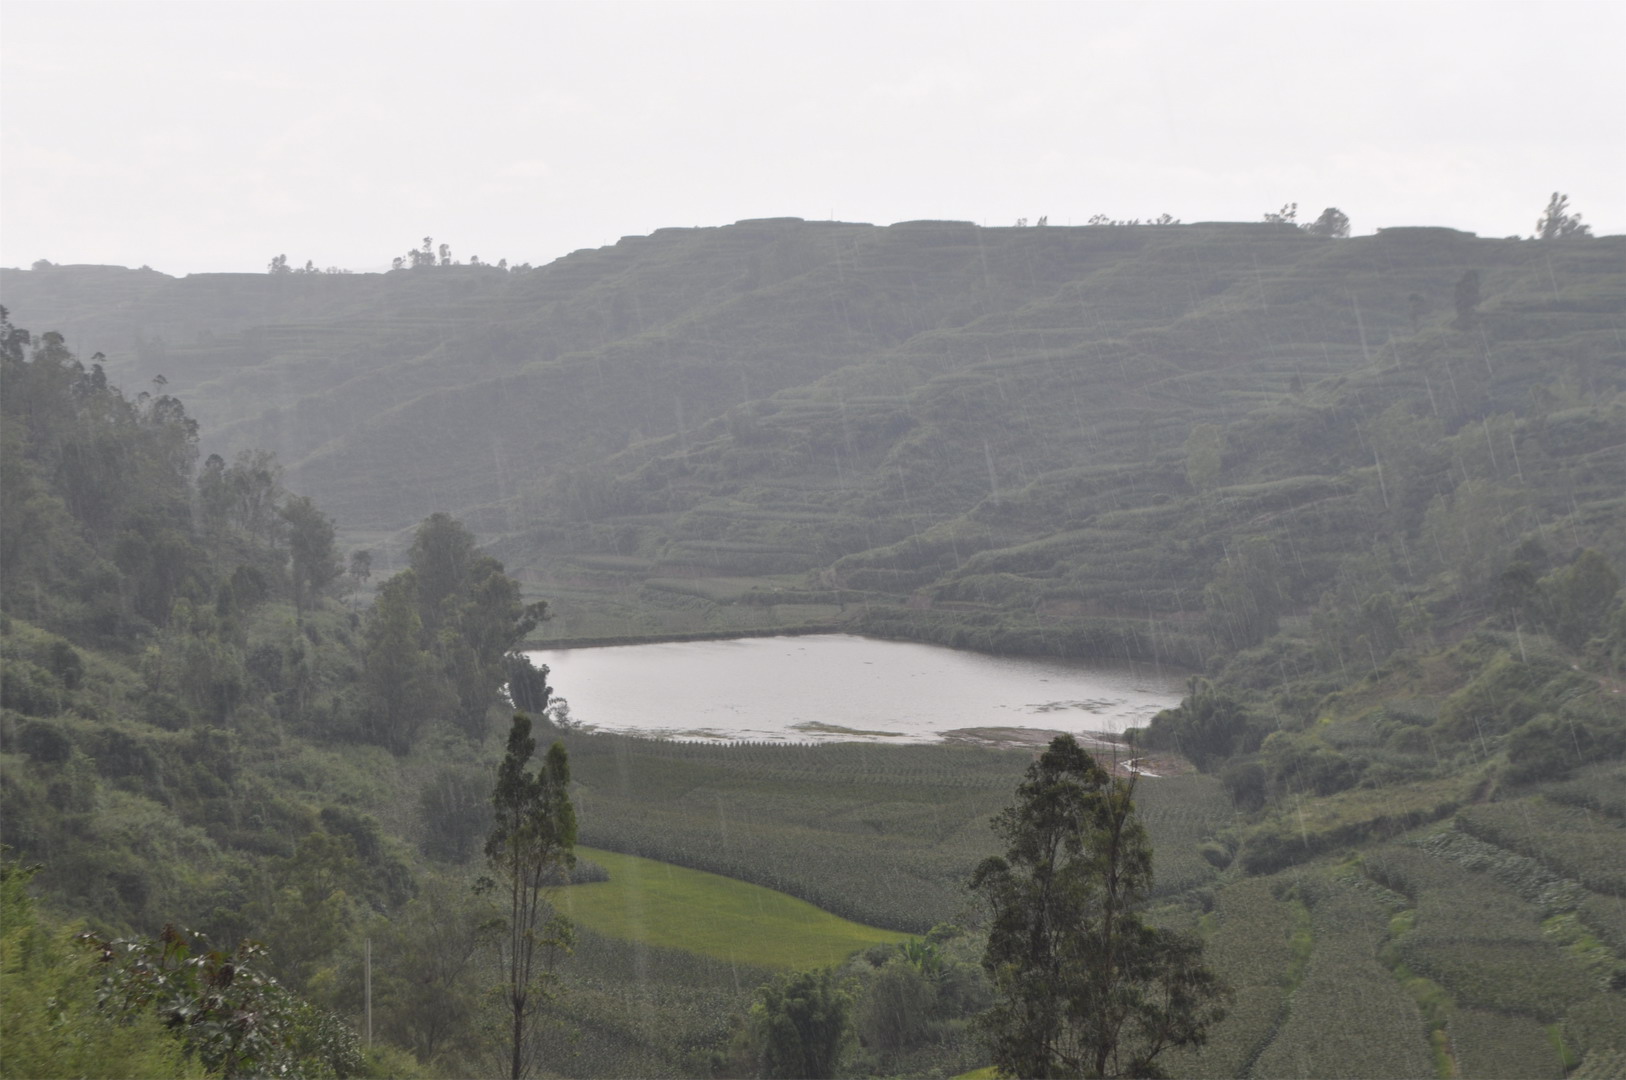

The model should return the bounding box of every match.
[526,634,1186,744]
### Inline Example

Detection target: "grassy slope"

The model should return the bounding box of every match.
[558,847,909,970]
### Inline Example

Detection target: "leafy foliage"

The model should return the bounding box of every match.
[361,877,489,1067]
[1303,207,1350,238]
[1131,679,1261,772]
[80,923,364,1078]
[485,713,577,1080]
[1536,192,1592,240]
[743,968,853,1079]
[970,735,1227,1077]
[1,861,204,1079]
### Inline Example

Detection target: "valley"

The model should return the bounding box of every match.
[3,218,1623,1078]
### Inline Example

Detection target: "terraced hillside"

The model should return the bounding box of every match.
[1157,769,1626,1080]
[7,225,1622,665]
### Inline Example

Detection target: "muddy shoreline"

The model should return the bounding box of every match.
[938,726,1193,776]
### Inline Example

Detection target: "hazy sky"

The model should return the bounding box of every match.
[3,1,1622,276]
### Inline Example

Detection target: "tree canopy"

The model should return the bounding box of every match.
[971,736,1227,1078]
[1536,192,1592,239]
[485,713,577,1080]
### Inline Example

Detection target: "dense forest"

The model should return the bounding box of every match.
[0,306,561,1075]
[3,212,1624,1078]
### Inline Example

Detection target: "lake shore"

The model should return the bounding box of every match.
[938,725,1194,775]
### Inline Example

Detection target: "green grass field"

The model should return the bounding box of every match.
[554,847,912,969]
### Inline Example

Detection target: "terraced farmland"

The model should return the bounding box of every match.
[561,731,1232,931]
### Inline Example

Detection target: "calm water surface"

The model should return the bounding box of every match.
[526,635,1185,744]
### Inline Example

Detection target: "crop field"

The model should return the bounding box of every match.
[1236,774,1474,874]
[1358,832,1626,1073]
[1131,775,1234,894]
[1456,799,1626,897]
[1578,893,1626,955]
[1364,844,1551,944]
[544,925,767,1079]
[1563,996,1626,1074]
[559,733,1231,931]
[1246,874,1435,1079]
[554,847,911,970]
[1448,1008,1567,1080]
[569,741,1027,930]
[1537,762,1626,820]
[1157,875,1305,1079]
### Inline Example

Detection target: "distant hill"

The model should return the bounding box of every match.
[5,220,1625,1079]
[5,220,1623,656]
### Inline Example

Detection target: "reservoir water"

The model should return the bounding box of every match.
[526,634,1186,744]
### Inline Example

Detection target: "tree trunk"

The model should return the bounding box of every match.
[511,999,523,1080]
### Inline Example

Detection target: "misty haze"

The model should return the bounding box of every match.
[2,3,1623,1079]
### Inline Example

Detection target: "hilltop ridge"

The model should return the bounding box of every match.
[4,221,1622,659]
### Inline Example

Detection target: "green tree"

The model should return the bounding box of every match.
[1131,678,1258,771]
[1494,560,1542,627]
[407,513,545,738]
[970,735,1226,1078]
[359,570,447,753]
[1535,192,1592,239]
[504,652,551,717]
[279,494,341,619]
[366,877,488,1066]
[419,762,497,863]
[233,829,374,992]
[1541,549,1621,650]
[346,548,372,596]
[484,714,577,1080]
[1420,479,1528,602]
[747,968,853,1079]
[226,450,285,547]
[409,512,479,636]
[1453,269,1482,328]
[855,957,932,1064]
[1304,207,1350,238]
[1203,537,1283,650]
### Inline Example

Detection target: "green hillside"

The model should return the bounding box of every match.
[4,219,1624,1078]
[6,222,1621,665]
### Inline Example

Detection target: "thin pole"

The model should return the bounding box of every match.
[364,937,372,1048]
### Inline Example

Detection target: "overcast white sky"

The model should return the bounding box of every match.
[3,0,1622,276]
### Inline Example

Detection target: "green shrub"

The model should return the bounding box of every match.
[1507,711,1626,783]
[15,718,74,763]
[1132,678,1263,771]
[1,863,203,1080]
[1435,653,1587,743]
